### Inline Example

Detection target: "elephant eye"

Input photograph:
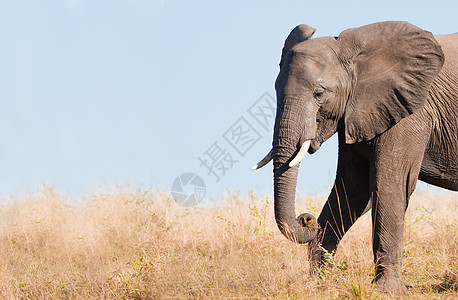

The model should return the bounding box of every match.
[313,88,325,99]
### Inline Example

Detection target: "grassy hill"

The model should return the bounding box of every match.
[0,186,456,299]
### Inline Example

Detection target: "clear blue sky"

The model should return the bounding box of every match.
[0,1,456,201]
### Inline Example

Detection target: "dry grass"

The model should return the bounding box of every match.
[0,186,456,299]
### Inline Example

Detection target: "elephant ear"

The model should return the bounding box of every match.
[280,24,316,68]
[339,21,444,144]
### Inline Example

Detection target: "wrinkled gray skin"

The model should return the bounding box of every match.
[264,21,457,294]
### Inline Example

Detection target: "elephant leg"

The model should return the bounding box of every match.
[369,117,430,294]
[310,135,371,266]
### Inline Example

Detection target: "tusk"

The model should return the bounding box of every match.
[289,140,311,167]
[251,148,274,170]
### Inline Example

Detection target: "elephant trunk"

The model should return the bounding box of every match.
[273,114,319,244]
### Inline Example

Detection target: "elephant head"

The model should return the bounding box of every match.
[253,21,444,243]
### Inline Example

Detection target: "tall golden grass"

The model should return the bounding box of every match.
[0,185,455,299]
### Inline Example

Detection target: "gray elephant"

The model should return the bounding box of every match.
[252,21,457,293]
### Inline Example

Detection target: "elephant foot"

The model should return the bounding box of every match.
[373,266,407,294]
[308,241,337,277]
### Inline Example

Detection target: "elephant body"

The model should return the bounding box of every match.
[253,22,457,294]
[420,33,458,189]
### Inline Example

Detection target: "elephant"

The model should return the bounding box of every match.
[252,21,457,294]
